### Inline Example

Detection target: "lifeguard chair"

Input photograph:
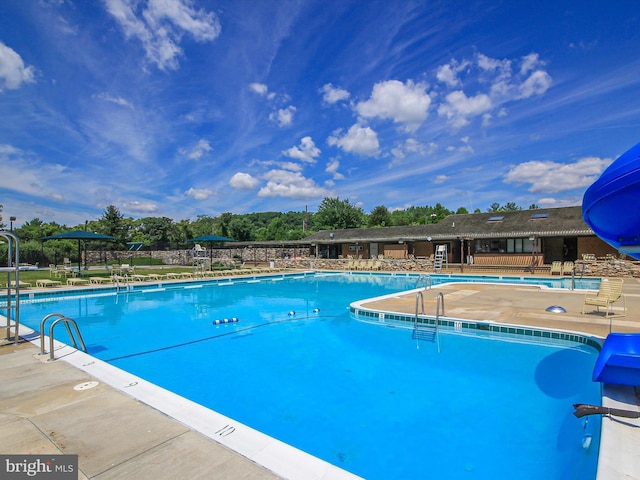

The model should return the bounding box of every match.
[192,244,210,271]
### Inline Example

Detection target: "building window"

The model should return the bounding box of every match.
[476,238,538,254]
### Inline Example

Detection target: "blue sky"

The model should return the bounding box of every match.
[1,0,640,227]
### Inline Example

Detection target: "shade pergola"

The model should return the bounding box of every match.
[41,230,115,271]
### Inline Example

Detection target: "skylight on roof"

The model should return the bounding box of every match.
[487,215,504,222]
[530,212,549,219]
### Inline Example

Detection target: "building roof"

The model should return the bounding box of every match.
[303,206,593,244]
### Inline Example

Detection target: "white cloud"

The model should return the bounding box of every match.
[327,124,380,157]
[436,64,459,87]
[433,175,449,184]
[435,59,469,87]
[434,51,552,128]
[391,138,436,164]
[121,199,158,213]
[269,105,296,127]
[356,80,431,131]
[504,156,612,193]
[477,53,511,73]
[325,158,344,180]
[249,82,268,95]
[438,90,492,128]
[320,83,350,104]
[278,161,303,172]
[520,53,542,75]
[104,0,221,71]
[0,42,36,91]
[95,92,134,109]
[518,70,552,98]
[258,170,330,199]
[282,136,320,163]
[185,187,212,200]
[181,139,212,160]
[229,172,260,190]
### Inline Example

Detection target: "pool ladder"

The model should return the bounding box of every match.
[413,291,443,352]
[39,313,87,361]
[415,274,432,290]
[114,274,133,292]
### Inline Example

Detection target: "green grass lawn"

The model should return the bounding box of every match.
[3,262,261,286]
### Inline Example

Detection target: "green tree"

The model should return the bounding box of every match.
[100,205,128,247]
[315,197,365,230]
[218,213,233,238]
[503,202,521,211]
[14,218,45,241]
[140,217,175,249]
[191,215,217,237]
[265,217,288,240]
[368,205,392,227]
[456,206,469,214]
[528,203,540,210]
[228,217,253,241]
[487,202,522,212]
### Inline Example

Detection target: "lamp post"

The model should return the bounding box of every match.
[9,216,16,232]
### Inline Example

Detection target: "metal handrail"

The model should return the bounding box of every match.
[435,292,444,352]
[435,292,445,329]
[1,231,20,344]
[48,317,87,361]
[414,291,425,329]
[415,274,432,290]
[39,312,66,355]
[40,313,87,361]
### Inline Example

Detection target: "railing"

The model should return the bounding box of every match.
[113,274,133,292]
[1,231,20,344]
[415,274,432,290]
[39,313,87,361]
[413,291,443,352]
[414,291,425,327]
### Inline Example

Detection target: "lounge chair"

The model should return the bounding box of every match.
[582,278,626,318]
[36,279,62,288]
[550,261,562,275]
[6,280,32,289]
[562,261,574,275]
[130,274,150,282]
[89,277,112,284]
[67,278,89,286]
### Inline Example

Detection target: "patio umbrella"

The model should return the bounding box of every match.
[41,230,115,271]
[188,234,236,268]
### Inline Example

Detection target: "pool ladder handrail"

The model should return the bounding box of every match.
[39,312,87,361]
[570,263,585,290]
[114,274,133,292]
[415,274,432,290]
[413,291,443,352]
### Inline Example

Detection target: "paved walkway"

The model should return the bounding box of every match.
[2,274,639,479]
[0,341,280,480]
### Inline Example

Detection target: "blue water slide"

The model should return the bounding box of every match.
[593,333,640,386]
[582,142,640,259]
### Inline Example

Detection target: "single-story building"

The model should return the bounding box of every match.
[300,206,618,266]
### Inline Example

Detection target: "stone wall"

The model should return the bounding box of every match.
[88,248,640,278]
[87,247,311,267]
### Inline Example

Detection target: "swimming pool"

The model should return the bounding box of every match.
[18,273,601,479]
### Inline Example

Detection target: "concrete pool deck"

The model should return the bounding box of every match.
[1,274,639,479]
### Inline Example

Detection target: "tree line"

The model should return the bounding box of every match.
[0,199,537,265]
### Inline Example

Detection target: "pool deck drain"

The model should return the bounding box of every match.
[1,274,640,479]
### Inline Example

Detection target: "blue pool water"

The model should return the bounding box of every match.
[19,273,601,479]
